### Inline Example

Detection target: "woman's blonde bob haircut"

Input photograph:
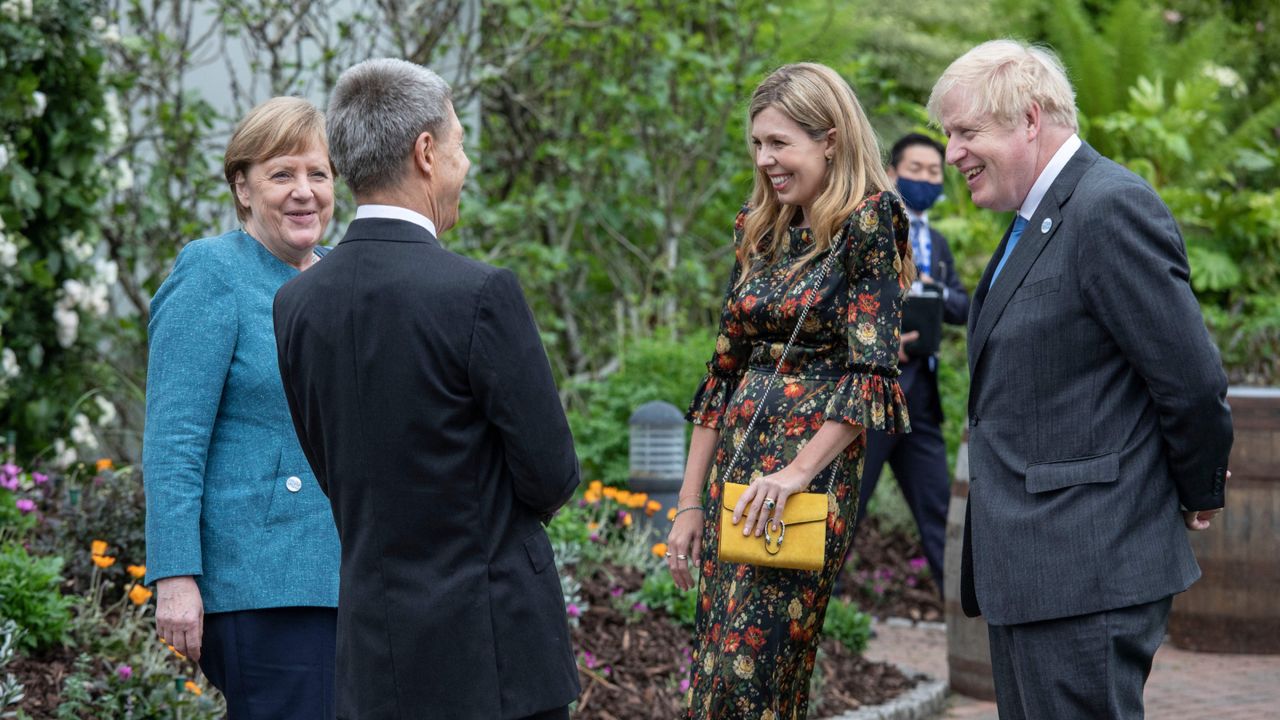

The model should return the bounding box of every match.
[927,39,1078,133]
[740,63,900,283]
[224,97,332,222]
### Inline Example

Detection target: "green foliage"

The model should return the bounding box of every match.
[633,567,698,629]
[821,597,872,654]
[0,0,117,457]
[33,465,146,593]
[566,331,715,484]
[0,541,73,652]
[55,652,221,719]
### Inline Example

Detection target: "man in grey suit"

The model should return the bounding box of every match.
[928,40,1232,718]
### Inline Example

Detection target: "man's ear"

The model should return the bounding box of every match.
[414,131,436,176]
[1025,102,1042,141]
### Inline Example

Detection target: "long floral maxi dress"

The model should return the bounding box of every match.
[683,191,912,720]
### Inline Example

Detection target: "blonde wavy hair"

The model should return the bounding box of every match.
[927,39,1078,132]
[739,63,898,284]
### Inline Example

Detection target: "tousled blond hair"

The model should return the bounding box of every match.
[224,97,332,222]
[927,39,1078,132]
[739,63,898,283]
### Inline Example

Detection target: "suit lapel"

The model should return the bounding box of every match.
[968,143,1100,378]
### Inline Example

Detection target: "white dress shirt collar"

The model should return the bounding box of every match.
[1019,133,1082,220]
[355,204,438,237]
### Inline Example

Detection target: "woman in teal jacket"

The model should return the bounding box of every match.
[143,97,340,718]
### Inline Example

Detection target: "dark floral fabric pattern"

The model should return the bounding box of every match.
[683,191,911,719]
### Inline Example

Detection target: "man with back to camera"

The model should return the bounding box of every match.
[273,58,581,720]
[929,40,1232,719]
[855,133,969,596]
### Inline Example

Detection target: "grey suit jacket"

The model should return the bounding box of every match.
[961,142,1232,626]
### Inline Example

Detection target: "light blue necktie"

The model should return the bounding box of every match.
[990,215,1029,285]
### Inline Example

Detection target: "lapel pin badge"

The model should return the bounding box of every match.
[1041,218,1052,234]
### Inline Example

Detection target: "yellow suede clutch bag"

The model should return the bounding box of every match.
[718,482,828,571]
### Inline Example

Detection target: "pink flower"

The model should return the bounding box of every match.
[32,472,48,485]
[0,463,19,479]
[581,650,597,668]
[15,499,35,514]
[0,476,16,491]
[566,604,581,618]
[632,602,649,613]
[679,678,691,692]
[116,664,133,681]
[609,586,623,598]
[909,557,928,571]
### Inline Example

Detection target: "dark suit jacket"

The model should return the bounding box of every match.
[900,225,969,422]
[273,218,581,719]
[961,142,1232,625]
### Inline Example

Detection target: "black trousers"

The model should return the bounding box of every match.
[987,596,1171,720]
[199,606,337,720]
[517,707,570,720]
[855,407,950,592]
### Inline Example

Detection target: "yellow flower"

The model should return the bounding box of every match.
[651,542,668,558]
[95,458,114,472]
[622,512,633,527]
[732,654,755,679]
[715,334,731,354]
[126,564,146,579]
[667,507,678,522]
[92,555,116,568]
[871,401,885,427]
[128,584,153,606]
[91,539,108,556]
[859,208,879,233]
[587,521,600,531]
[761,711,777,720]
[788,598,803,620]
[184,680,202,696]
[645,500,662,517]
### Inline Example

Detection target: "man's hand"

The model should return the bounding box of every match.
[920,272,934,284]
[898,331,920,364]
[1184,508,1222,531]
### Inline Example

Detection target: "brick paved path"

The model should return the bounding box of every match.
[863,620,1280,719]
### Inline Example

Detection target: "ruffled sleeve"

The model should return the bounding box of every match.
[824,192,912,434]
[686,207,753,429]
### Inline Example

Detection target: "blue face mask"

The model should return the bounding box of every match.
[896,177,944,213]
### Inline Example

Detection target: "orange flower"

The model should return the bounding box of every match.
[96,458,114,472]
[621,512,633,527]
[91,540,108,556]
[651,542,668,558]
[588,480,603,493]
[587,521,600,532]
[602,487,619,500]
[92,555,116,568]
[667,507,678,522]
[167,643,186,659]
[126,564,146,579]
[184,680,202,696]
[645,500,662,517]
[128,584,153,605]
[583,489,602,504]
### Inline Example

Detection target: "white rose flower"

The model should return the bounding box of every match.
[70,413,99,450]
[29,91,47,118]
[62,279,86,305]
[0,143,9,171]
[86,283,110,317]
[54,304,79,348]
[103,91,127,149]
[94,257,119,286]
[20,0,31,18]
[102,24,121,45]
[52,439,77,470]
[94,395,117,426]
[91,15,106,31]
[0,234,16,269]
[115,158,134,192]
[1,348,19,380]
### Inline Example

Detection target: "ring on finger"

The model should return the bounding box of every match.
[763,497,776,511]
[677,554,688,560]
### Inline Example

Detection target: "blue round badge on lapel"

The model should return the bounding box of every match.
[1041,218,1052,233]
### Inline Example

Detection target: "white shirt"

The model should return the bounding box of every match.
[1018,133,1082,220]
[355,204,438,237]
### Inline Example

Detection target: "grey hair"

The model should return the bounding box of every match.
[326,58,453,196]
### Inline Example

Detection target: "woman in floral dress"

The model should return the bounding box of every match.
[664,63,914,719]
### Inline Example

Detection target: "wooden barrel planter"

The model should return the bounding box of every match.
[944,430,997,701]
[1169,386,1280,654]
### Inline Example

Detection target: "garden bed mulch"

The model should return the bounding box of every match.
[570,564,920,719]
[10,643,78,717]
[840,516,945,623]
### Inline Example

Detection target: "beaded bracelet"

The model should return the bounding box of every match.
[673,505,705,519]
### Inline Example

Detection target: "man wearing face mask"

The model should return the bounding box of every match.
[854,133,969,596]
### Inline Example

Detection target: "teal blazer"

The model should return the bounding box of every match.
[143,229,339,612]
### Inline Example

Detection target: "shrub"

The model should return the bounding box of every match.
[822,597,873,654]
[0,541,74,652]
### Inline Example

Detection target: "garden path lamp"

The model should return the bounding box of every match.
[627,400,686,533]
